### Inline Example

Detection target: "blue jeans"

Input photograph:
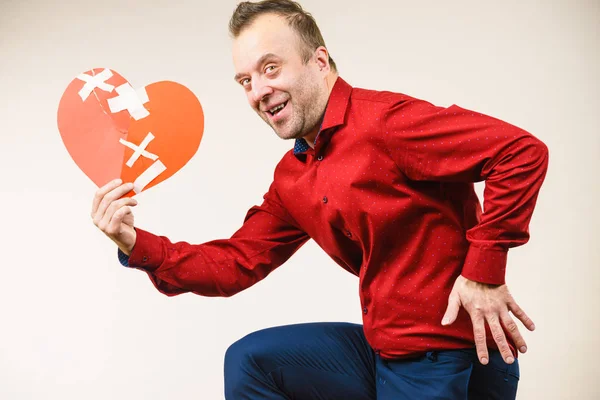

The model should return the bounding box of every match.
[224,322,519,399]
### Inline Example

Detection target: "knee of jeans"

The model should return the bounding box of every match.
[224,336,250,375]
[224,336,254,397]
[224,330,281,399]
[224,331,270,382]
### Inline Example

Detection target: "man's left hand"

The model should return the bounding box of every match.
[441,275,535,365]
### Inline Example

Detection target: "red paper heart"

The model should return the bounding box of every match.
[57,68,204,197]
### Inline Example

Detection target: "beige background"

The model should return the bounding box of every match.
[1,0,598,398]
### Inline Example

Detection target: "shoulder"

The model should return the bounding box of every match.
[350,86,418,106]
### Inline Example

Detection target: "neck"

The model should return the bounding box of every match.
[303,72,339,148]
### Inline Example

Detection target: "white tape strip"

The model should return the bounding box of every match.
[107,83,150,120]
[76,68,114,101]
[119,132,158,167]
[133,160,167,194]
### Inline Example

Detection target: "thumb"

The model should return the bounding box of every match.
[442,292,461,326]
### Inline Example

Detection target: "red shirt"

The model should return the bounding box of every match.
[124,76,549,358]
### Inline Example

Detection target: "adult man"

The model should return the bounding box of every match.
[91,0,549,398]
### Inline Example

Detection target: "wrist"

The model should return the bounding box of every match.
[118,245,132,256]
[116,230,136,256]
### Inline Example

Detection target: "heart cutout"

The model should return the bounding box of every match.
[57,68,204,197]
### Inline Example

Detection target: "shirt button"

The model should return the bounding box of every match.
[317,155,324,161]
[345,230,352,238]
[322,196,328,203]
[363,307,368,315]
[142,256,148,262]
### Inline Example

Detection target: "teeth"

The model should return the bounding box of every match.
[269,103,286,114]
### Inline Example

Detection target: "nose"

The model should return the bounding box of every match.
[250,78,274,105]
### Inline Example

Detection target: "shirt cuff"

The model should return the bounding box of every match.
[126,227,166,272]
[461,245,508,285]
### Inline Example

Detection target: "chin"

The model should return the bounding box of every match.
[270,124,298,140]
[274,130,297,140]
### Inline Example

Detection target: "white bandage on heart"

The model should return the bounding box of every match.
[119,132,158,167]
[76,68,115,101]
[119,132,168,194]
[107,83,150,120]
[133,160,167,194]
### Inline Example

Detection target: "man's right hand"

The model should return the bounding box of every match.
[91,179,138,256]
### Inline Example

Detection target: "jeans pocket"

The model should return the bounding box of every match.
[469,360,520,399]
[487,351,520,380]
[376,352,473,400]
[457,349,520,400]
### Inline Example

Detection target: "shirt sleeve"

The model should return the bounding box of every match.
[381,98,549,285]
[123,183,310,297]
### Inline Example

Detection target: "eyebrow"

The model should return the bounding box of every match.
[234,53,281,82]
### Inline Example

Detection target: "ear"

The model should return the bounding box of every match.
[314,46,330,72]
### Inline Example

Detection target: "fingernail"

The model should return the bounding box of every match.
[115,178,122,184]
[531,323,536,330]
[442,318,449,325]
[520,346,527,353]
[481,357,488,365]
[507,357,514,364]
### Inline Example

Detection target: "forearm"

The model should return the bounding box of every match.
[461,134,549,284]
[382,98,549,284]
[123,196,310,297]
[128,226,308,297]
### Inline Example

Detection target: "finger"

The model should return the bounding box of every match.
[500,311,527,354]
[91,179,122,217]
[106,199,137,236]
[442,292,461,326]
[471,311,489,365]
[508,299,536,331]
[487,313,514,364]
[93,183,134,226]
[98,197,137,233]
[107,205,133,236]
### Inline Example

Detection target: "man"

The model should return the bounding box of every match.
[91,0,549,398]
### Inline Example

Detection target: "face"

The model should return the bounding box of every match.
[232,13,330,141]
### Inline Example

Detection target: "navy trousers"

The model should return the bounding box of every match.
[224,322,519,399]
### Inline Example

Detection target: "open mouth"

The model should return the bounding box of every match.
[267,101,288,117]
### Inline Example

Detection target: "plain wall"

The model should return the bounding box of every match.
[1,0,598,398]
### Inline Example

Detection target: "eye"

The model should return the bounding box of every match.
[240,78,250,86]
[265,65,277,73]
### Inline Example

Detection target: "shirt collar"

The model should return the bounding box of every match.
[293,76,353,155]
